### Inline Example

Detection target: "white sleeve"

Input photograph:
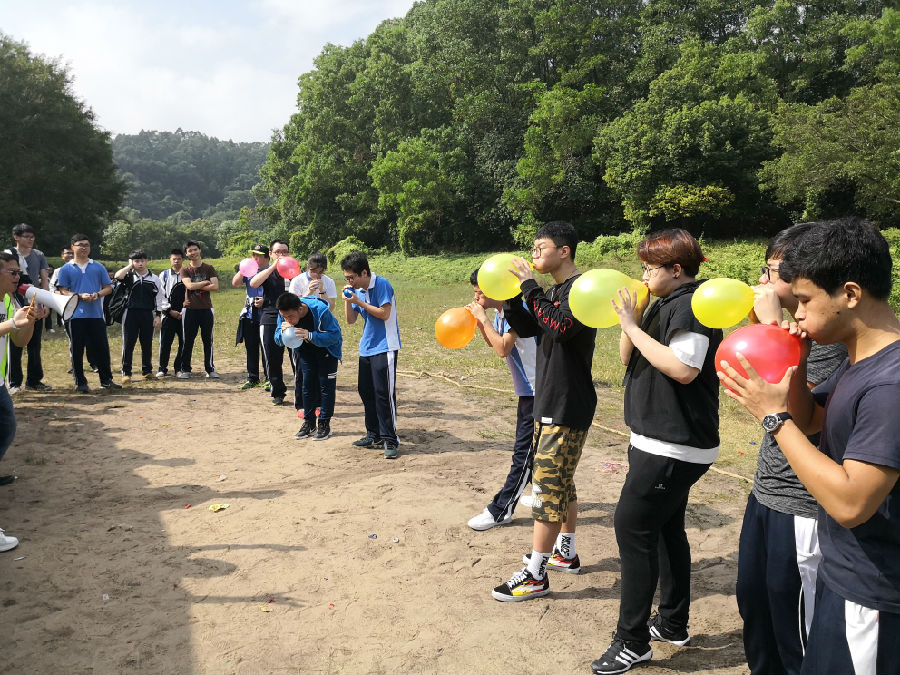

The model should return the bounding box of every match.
[668,329,709,370]
[288,275,308,296]
[323,275,337,299]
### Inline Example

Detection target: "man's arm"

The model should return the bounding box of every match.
[206,275,219,292]
[249,264,276,289]
[114,262,133,281]
[39,267,50,291]
[231,271,245,288]
[770,421,899,527]
[468,303,516,358]
[344,290,391,320]
[2,305,38,346]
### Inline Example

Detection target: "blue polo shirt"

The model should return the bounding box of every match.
[57,260,111,320]
[349,275,401,357]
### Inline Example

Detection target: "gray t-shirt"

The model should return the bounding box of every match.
[751,341,848,518]
[24,249,49,284]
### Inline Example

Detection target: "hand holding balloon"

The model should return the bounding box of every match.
[508,256,534,282]
[611,287,640,333]
[465,301,487,325]
[477,253,522,300]
[717,352,795,422]
[715,324,803,395]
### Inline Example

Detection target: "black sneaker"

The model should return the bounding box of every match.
[75,384,90,393]
[100,381,122,389]
[313,420,332,441]
[523,548,582,574]
[491,567,550,602]
[648,612,691,646]
[25,382,53,391]
[591,638,652,674]
[272,396,285,406]
[294,422,314,439]
[352,434,379,447]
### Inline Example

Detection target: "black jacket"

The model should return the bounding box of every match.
[623,280,723,449]
[503,276,597,430]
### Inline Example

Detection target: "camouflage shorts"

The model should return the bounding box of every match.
[531,423,589,523]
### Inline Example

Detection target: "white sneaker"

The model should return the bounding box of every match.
[0,528,19,552]
[206,370,221,379]
[467,508,511,531]
[155,371,167,378]
[519,494,536,508]
[176,371,190,379]
[7,386,21,395]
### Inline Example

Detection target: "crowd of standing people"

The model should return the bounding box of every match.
[2,218,897,675]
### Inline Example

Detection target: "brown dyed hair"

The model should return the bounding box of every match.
[638,229,705,277]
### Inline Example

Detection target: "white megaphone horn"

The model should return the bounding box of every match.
[17,284,80,321]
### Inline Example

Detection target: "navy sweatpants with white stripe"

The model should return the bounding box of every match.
[737,493,821,674]
[358,351,397,444]
[486,395,534,522]
[801,577,899,675]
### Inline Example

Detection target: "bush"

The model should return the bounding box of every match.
[327,236,369,268]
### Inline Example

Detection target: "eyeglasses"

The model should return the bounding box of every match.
[760,266,780,281]
[73,242,90,248]
[1,269,22,277]
[641,264,665,277]
[531,244,558,257]
[16,234,35,240]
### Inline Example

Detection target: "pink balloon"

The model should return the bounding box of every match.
[238,258,259,277]
[276,256,301,280]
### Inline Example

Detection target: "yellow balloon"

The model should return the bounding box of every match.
[477,253,521,301]
[569,269,631,328]
[626,277,650,305]
[691,278,755,328]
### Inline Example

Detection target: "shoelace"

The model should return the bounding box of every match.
[506,568,529,587]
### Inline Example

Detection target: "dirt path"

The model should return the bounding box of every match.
[1,359,749,674]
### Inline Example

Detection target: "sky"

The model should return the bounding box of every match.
[1,0,418,143]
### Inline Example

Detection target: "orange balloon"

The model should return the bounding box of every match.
[435,307,476,349]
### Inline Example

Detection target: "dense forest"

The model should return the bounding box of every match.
[257,0,899,256]
[112,131,268,224]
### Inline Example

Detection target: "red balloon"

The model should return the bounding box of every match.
[276,256,301,280]
[715,324,803,389]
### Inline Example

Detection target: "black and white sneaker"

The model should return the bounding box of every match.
[491,567,550,602]
[294,422,314,439]
[648,612,691,646]
[591,639,652,674]
[313,420,332,441]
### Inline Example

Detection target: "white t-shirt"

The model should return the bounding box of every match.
[289,272,337,302]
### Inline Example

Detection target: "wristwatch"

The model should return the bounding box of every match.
[761,412,792,433]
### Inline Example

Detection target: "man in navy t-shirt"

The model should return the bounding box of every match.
[720,218,898,675]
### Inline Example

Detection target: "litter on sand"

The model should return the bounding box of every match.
[209,503,230,512]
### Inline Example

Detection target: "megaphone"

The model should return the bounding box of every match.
[17,284,79,320]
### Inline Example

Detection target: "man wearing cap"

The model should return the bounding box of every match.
[231,244,269,389]
[114,250,165,383]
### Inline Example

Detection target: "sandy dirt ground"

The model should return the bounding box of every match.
[1,356,750,674]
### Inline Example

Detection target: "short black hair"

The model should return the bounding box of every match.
[0,251,18,265]
[470,269,479,286]
[270,239,289,251]
[61,247,73,254]
[340,251,370,276]
[12,223,34,237]
[765,222,817,261]
[170,248,184,257]
[534,220,578,258]
[307,252,327,270]
[128,249,148,260]
[184,240,202,253]
[780,218,893,299]
[275,292,302,311]
[71,233,90,246]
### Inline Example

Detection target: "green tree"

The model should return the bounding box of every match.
[0,33,124,250]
